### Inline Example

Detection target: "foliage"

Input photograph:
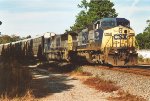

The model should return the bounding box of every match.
[70,0,118,32]
[0,60,32,98]
[0,34,32,44]
[74,66,83,73]
[22,35,31,39]
[136,20,150,49]
[0,34,20,44]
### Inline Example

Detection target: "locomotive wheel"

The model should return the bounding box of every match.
[67,51,78,62]
[107,54,125,66]
[129,54,138,65]
[86,53,93,63]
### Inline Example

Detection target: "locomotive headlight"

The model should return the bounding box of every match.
[129,50,132,53]
[115,51,118,53]
[119,28,122,33]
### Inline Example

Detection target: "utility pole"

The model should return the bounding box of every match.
[0,21,2,35]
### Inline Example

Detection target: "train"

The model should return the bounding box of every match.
[0,18,138,66]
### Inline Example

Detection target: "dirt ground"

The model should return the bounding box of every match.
[28,62,147,101]
[31,67,116,101]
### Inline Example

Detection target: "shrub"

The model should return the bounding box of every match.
[108,90,146,101]
[83,77,119,92]
[0,60,32,98]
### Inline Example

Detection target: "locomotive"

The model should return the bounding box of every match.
[0,18,138,66]
[44,18,138,66]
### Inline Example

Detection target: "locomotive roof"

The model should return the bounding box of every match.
[63,31,77,36]
[116,18,129,22]
[94,18,130,23]
[93,17,130,29]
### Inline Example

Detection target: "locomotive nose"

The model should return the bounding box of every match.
[112,26,130,48]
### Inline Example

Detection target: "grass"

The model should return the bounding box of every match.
[70,66,92,76]
[108,90,146,101]
[0,60,32,99]
[138,55,150,64]
[0,90,37,101]
[74,66,83,72]
[83,77,119,92]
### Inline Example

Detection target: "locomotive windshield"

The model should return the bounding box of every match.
[100,18,116,29]
[96,18,130,29]
[101,21,116,29]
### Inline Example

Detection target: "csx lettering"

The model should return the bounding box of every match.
[114,34,127,40]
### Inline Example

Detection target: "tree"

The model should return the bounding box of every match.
[26,35,31,39]
[70,0,118,31]
[11,34,20,42]
[136,20,150,49]
[0,34,21,44]
[0,35,12,44]
[71,10,88,31]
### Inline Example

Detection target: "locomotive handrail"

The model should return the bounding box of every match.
[104,36,112,48]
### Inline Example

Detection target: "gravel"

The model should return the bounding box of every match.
[33,68,115,101]
[82,66,150,101]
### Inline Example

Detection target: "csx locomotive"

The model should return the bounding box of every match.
[0,18,138,66]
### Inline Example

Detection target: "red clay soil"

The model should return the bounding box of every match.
[108,90,146,101]
[83,77,119,93]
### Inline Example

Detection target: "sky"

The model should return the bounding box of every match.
[0,0,150,37]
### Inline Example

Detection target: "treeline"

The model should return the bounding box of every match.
[136,20,150,49]
[0,34,31,44]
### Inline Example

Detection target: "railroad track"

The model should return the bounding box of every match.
[32,60,150,77]
[94,64,150,76]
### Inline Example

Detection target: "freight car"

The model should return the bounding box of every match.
[0,35,44,60]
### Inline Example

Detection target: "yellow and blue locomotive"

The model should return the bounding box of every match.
[44,18,138,66]
[75,18,138,66]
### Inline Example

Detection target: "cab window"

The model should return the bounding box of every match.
[101,21,116,29]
